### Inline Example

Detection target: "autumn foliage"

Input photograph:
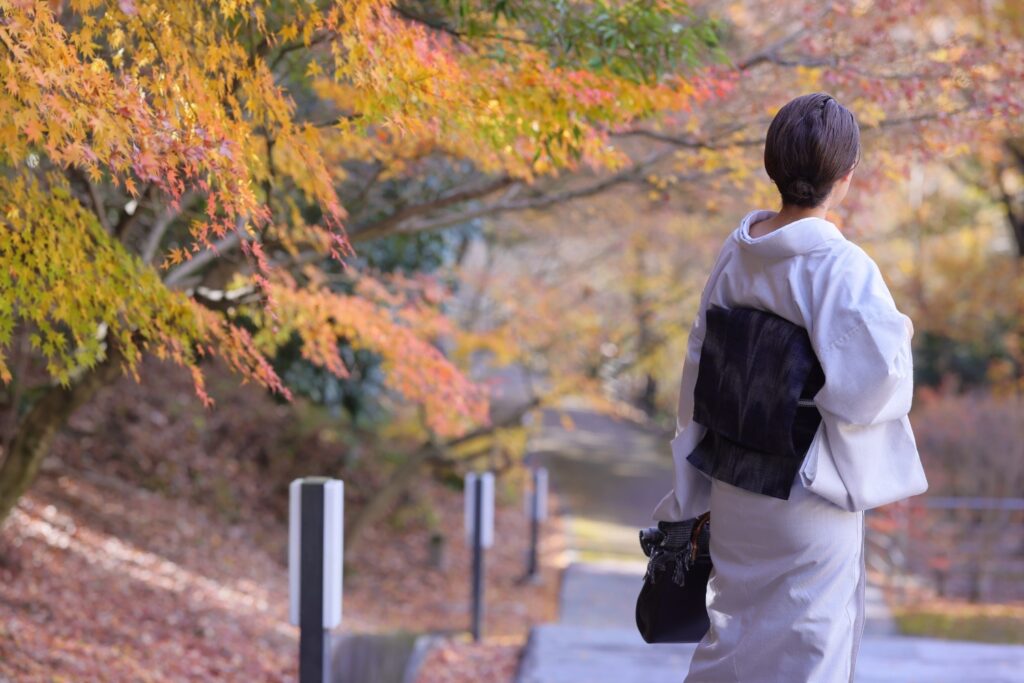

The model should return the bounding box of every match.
[0,0,724,456]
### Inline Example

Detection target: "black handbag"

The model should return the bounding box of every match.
[635,510,711,643]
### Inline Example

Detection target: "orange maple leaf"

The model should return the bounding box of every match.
[23,118,44,143]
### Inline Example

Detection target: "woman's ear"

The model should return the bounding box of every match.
[825,167,856,209]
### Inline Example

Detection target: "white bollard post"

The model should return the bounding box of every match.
[464,472,494,642]
[526,467,548,580]
[289,477,344,683]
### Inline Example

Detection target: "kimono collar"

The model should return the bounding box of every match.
[733,209,845,258]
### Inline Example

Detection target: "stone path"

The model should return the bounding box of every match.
[518,410,1024,683]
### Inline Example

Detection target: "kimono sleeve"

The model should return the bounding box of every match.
[810,247,914,426]
[674,312,706,437]
[800,245,928,511]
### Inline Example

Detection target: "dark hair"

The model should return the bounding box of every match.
[763,93,861,208]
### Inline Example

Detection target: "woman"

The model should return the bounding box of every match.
[651,93,929,682]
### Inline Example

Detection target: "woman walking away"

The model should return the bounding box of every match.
[651,92,929,683]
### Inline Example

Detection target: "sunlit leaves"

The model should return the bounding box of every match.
[320,1,723,180]
[250,277,490,435]
[426,0,725,82]
[0,173,192,387]
[0,0,727,436]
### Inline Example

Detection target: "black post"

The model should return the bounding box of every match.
[299,481,327,683]
[527,469,539,579]
[471,475,485,642]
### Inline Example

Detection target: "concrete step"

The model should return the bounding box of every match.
[558,561,647,629]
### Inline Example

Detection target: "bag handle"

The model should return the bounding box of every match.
[689,510,710,564]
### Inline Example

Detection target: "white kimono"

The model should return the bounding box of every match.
[652,209,929,683]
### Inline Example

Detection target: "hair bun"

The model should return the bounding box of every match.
[788,179,815,201]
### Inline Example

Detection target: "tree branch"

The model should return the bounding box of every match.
[615,122,760,150]
[113,183,155,241]
[619,105,977,154]
[351,176,515,243]
[162,229,246,289]
[391,5,464,40]
[356,150,687,241]
[66,167,113,234]
[733,10,824,71]
[141,191,200,265]
[268,29,334,72]
[86,178,112,234]
[189,284,262,311]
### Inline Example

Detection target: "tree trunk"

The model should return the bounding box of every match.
[628,239,661,417]
[1000,139,1024,258]
[343,442,437,554]
[637,373,658,417]
[0,349,123,526]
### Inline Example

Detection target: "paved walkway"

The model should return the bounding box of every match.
[518,410,1024,683]
[518,623,1024,683]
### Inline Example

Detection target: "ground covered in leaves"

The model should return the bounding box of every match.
[414,640,523,683]
[0,361,566,682]
[0,463,565,682]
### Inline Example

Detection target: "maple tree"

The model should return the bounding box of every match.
[0,0,727,523]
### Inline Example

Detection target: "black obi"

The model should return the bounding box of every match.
[686,305,826,500]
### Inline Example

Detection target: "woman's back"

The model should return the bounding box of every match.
[652,93,927,683]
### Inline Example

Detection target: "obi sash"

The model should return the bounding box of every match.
[685,305,826,500]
